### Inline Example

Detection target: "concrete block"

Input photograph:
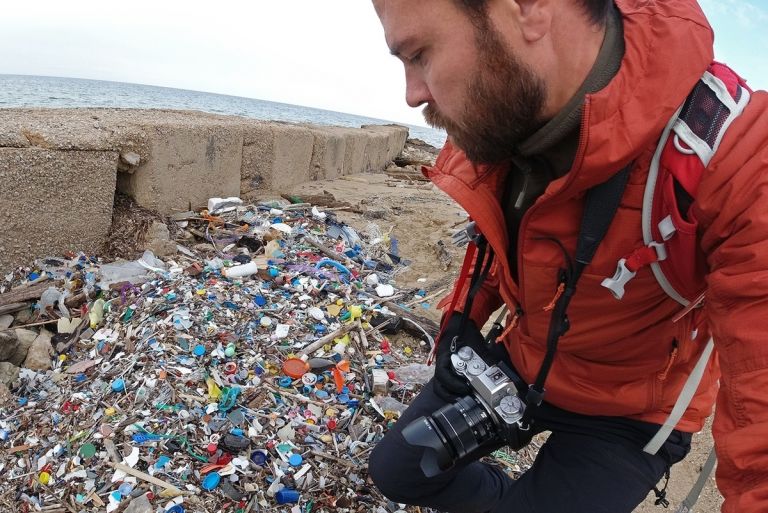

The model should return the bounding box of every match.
[308,126,346,181]
[241,123,314,196]
[119,125,244,213]
[0,148,117,273]
[339,129,369,176]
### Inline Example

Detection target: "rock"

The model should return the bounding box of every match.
[145,221,177,257]
[0,331,19,362]
[23,329,53,371]
[0,383,11,405]
[0,315,12,330]
[10,329,37,367]
[123,494,153,513]
[0,362,19,386]
[120,151,141,167]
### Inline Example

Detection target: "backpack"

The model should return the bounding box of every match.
[601,62,751,511]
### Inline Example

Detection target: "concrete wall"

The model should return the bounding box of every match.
[0,108,409,272]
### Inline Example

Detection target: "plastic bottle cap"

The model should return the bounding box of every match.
[166,506,185,513]
[193,345,206,357]
[118,482,134,496]
[202,472,221,491]
[38,471,51,485]
[79,443,97,459]
[288,453,303,466]
[207,443,218,454]
[111,379,125,393]
[224,345,236,358]
[282,358,309,379]
[250,450,268,466]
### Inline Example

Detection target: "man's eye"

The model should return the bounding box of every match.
[408,51,424,65]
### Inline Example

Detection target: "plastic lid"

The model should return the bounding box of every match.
[79,443,97,459]
[111,379,125,392]
[250,450,268,465]
[193,344,206,356]
[288,453,303,466]
[282,358,308,379]
[201,471,221,491]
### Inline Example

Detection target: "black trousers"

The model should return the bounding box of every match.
[369,379,692,513]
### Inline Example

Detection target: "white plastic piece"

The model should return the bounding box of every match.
[208,197,243,214]
[222,261,258,279]
[375,284,395,297]
[658,215,677,241]
[601,259,636,300]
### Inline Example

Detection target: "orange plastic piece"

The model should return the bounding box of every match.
[282,358,309,379]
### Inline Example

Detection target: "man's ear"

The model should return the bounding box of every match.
[508,0,553,42]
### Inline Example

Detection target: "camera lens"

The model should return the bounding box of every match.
[402,395,498,477]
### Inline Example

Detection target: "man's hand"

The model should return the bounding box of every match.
[433,314,489,401]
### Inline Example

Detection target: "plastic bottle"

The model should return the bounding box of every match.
[222,262,258,279]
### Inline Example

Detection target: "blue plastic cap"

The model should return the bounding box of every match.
[193,345,206,357]
[288,453,303,467]
[254,296,267,306]
[201,471,221,491]
[275,488,300,504]
[166,506,186,513]
[111,379,126,393]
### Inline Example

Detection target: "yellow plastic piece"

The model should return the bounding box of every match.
[206,377,222,400]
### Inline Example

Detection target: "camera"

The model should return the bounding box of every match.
[401,346,530,477]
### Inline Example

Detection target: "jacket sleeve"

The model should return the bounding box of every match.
[695,92,768,513]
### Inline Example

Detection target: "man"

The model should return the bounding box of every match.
[368,1,768,512]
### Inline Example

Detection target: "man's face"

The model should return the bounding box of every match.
[375,0,547,164]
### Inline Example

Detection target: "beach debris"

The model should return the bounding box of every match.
[0,196,450,513]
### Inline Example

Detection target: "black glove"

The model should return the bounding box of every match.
[433,313,489,401]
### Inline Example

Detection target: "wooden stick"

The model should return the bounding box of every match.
[303,236,358,269]
[11,318,60,329]
[0,280,57,307]
[263,382,326,407]
[105,462,188,496]
[298,321,361,357]
[404,287,447,307]
[0,303,27,316]
[310,449,359,469]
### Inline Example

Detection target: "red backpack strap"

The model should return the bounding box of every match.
[601,63,751,307]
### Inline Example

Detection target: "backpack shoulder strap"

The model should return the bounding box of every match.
[601,63,751,306]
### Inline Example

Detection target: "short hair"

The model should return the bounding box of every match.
[454,0,612,27]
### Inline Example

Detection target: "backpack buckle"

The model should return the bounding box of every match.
[601,258,637,300]
[452,221,480,247]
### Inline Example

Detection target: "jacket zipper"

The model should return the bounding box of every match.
[516,98,593,333]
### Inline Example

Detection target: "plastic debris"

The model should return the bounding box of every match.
[0,196,447,513]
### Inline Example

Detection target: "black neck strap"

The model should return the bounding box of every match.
[521,164,632,429]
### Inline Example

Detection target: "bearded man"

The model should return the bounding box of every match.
[368,1,768,512]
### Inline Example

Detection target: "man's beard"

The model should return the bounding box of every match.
[423,27,547,164]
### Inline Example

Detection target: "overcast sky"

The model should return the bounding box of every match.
[0,0,765,127]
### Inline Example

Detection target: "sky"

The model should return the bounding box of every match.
[0,0,765,128]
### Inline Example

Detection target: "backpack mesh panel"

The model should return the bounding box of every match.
[679,81,731,149]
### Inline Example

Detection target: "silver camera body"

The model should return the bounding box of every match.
[451,346,525,426]
[451,347,526,427]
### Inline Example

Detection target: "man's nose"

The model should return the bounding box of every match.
[405,69,433,108]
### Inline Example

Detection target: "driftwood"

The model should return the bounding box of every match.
[281,192,351,210]
[0,281,59,308]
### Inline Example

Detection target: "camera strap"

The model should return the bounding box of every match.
[520,163,633,429]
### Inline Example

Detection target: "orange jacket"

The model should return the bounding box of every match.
[425,1,768,511]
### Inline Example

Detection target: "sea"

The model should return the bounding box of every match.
[0,74,447,148]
